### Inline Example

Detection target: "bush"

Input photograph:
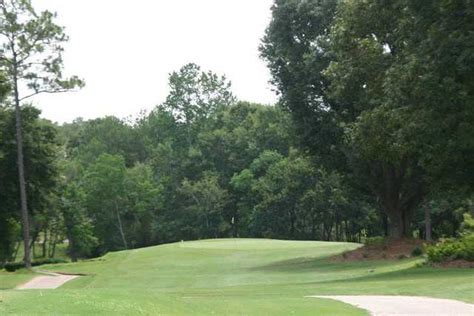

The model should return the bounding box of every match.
[411,247,423,257]
[460,234,474,261]
[2,258,68,272]
[364,236,385,247]
[426,236,474,263]
[3,262,24,272]
[426,213,474,264]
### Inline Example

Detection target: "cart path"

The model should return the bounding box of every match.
[309,295,474,316]
[16,271,79,290]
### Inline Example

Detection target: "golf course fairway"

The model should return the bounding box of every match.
[1,239,473,315]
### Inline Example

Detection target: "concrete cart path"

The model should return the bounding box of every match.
[310,295,474,316]
[16,271,79,290]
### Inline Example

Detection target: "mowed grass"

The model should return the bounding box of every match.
[0,269,36,290]
[1,239,473,315]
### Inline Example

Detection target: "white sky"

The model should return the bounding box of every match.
[32,0,277,123]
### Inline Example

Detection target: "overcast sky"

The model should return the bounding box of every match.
[33,0,277,123]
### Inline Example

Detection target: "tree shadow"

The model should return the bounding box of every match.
[249,254,402,273]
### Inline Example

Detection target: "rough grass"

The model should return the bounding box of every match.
[1,238,473,315]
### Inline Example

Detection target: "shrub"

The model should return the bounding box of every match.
[2,258,68,272]
[459,234,474,261]
[426,213,474,264]
[426,236,474,263]
[3,262,24,272]
[411,247,423,257]
[364,236,385,247]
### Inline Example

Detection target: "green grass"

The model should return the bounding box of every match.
[1,238,473,315]
[0,269,36,290]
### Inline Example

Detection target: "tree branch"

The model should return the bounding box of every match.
[19,88,78,102]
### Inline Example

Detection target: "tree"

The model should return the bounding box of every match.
[261,0,474,237]
[84,154,128,251]
[323,0,473,236]
[64,116,146,167]
[163,63,236,125]
[260,0,344,170]
[180,173,228,239]
[123,163,163,247]
[59,160,97,261]
[0,105,59,263]
[0,0,84,267]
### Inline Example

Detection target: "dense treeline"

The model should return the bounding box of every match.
[0,64,381,261]
[1,0,473,264]
[54,64,385,259]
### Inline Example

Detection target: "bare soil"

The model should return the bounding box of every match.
[333,238,426,261]
[430,259,474,269]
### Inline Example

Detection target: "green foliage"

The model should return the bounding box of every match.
[460,213,474,235]
[180,173,229,238]
[164,63,236,124]
[3,258,67,272]
[3,262,22,272]
[426,214,474,263]
[0,106,59,262]
[0,0,85,100]
[61,180,98,261]
[261,0,474,237]
[364,237,385,247]
[426,239,463,263]
[1,0,84,267]
[411,247,423,257]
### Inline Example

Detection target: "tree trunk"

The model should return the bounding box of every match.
[386,208,412,238]
[63,209,78,261]
[370,162,424,239]
[11,242,21,262]
[42,227,48,258]
[115,201,128,249]
[29,230,39,259]
[424,203,432,242]
[50,232,58,258]
[12,55,31,268]
[14,88,31,267]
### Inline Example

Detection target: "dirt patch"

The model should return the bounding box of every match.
[429,259,474,269]
[333,238,426,261]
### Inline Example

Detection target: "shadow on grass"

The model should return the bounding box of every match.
[245,254,471,288]
[249,254,412,273]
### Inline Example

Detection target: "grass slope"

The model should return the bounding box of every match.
[1,239,473,315]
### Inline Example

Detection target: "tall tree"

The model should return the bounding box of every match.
[323,0,474,236]
[261,0,474,237]
[0,0,84,267]
[0,105,59,263]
